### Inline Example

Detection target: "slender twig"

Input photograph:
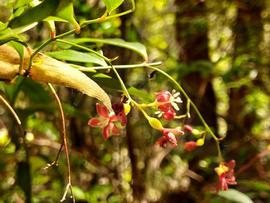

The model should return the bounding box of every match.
[43,142,64,170]
[48,83,75,203]
[80,0,135,27]
[76,62,162,71]
[0,94,25,146]
[0,95,22,126]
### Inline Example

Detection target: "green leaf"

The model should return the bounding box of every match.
[128,87,154,102]
[93,73,112,79]
[67,38,148,60]
[46,50,107,66]
[0,22,37,45]
[44,16,68,22]
[218,189,253,203]
[9,0,59,28]
[103,0,124,14]
[14,0,32,9]
[55,0,80,32]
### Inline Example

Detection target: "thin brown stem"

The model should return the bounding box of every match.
[48,83,75,203]
[0,95,21,126]
[43,142,64,170]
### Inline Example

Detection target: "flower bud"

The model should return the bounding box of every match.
[184,141,197,152]
[148,117,163,130]
[196,137,205,146]
[184,125,193,133]
[123,103,131,115]
[192,129,201,136]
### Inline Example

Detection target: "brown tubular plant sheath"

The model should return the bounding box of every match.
[0,44,21,80]
[0,44,113,112]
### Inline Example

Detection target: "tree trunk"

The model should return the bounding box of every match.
[175,0,217,130]
[226,0,264,161]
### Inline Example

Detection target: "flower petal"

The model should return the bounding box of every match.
[226,160,236,169]
[102,124,112,139]
[88,118,101,127]
[166,132,177,146]
[96,103,109,118]
[163,109,175,120]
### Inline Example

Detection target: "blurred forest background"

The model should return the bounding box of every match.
[1,0,270,202]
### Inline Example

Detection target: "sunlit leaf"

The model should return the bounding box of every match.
[55,0,80,32]
[46,50,107,66]
[9,0,59,28]
[93,73,112,79]
[103,0,124,14]
[67,38,148,60]
[0,22,37,45]
[44,16,68,22]
[14,0,32,9]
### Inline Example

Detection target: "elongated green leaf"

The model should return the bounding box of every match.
[46,50,107,66]
[14,0,32,9]
[44,16,68,22]
[55,0,80,32]
[103,0,124,14]
[218,189,253,203]
[93,73,112,79]
[0,22,37,45]
[9,0,59,28]
[67,38,148,60]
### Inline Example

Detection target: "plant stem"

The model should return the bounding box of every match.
[0,95,21,125]
[48,83,75,203]
[78,61,162,71]
[80,0,136,27]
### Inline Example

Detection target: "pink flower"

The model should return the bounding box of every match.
[184,141,198,151]
[215,160,237,192]
[155,90,182,120]
[88,103,127,139]
[156,127,184,147]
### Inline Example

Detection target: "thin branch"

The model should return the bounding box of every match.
[43,142,64,170]
[0,95,21,125]
[77,62,162,71]
[48,83,75,203]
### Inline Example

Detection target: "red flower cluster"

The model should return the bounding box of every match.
[155,90,182,120]
[156,128,184,147]
[215,160,237,192]
[88,103,127,139]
